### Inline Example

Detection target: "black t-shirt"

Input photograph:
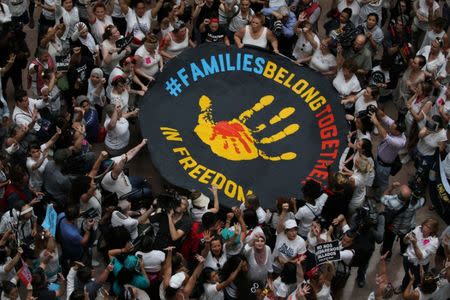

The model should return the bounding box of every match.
[202,26,226,43]
[150,212,192,250]
[195,0,221,28]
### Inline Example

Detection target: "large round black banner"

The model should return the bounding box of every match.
[140,44,347,208]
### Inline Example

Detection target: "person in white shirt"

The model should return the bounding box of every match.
[26,128,61,191]
[399,219,439,292]
[333,60,362,112]
[86,0,114,43]
[309,39,337,76]
[337,0,360,25]
[295,180,328,239]
[346,154,374,215]
[0,1,11,26]
[119,0,164,49]
[273,212,306,274]
[134,35,163,84]
[103,100,138,156]
[243,232,273,284]
[292,21,319,64]
[200,263,243,300]
[55,0,80,44]
[12,89,49,132]
[101,138,151,201]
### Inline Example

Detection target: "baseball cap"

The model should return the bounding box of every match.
[284,219,297,230]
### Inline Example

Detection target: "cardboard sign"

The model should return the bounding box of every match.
[315,240,341,265]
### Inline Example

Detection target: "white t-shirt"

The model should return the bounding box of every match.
[269,0,286,8]
[348,171,367,211]
[101,169,133,197]
[200,283,224,300]
[42,0,55,19]
[417,128,447,156]
[271,277,296,298]
[239,204,266,224]
[135,250,165,273]
[111,211,139,239]
[307,231,329,253]
[272,232,306,273]
[0,257,16,282]
[309,49,337,72]
[125,9,155,41]
[0,3,12,23]
[6,0,27,17]
[405,226,439,265]
[332,69,361,97]
[338,0,360,25]
[104,116,130,151]
[101,39,127,74]
[110,89,129,113]
[205,246,227,271]
[413,0,440,31]
[417,45,446,77]
[26,143,49,191]
[135,45,162,78]
[244,244,273,283]
[90,15,113,43]
[292,33,320,60]
[354,93,378,115]
[295,193,328,237]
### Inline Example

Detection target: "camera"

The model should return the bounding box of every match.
[408,165,426,200]
[356,104,378,120]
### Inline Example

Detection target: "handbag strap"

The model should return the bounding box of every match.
[304,203,319,218]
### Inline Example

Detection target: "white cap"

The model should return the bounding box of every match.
[192,193,210,208]
[284,219,297,230]
[169,272,186,289]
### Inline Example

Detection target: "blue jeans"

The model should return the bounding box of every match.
[128,176,152,201]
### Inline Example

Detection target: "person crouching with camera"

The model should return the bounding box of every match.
[397,218,439,294]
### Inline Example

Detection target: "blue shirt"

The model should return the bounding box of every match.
[57,213,84,260]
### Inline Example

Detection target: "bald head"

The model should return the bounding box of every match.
[399,185,412,201]
[354,34,367,51]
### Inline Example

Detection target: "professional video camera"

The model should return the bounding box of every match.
[408,165,426,200]
[352,200,378,233]
[153,190,182,213]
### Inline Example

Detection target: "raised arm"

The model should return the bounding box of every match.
[208,185,219,213]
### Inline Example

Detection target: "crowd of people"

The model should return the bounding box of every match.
[0,0,450,299]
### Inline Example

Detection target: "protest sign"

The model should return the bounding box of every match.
[315,240,340,265]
